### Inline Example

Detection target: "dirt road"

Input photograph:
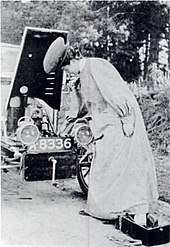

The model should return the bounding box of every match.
[1,167,170,247]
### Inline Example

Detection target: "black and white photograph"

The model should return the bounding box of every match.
[1,0,170,246]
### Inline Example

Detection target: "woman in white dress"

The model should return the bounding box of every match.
[43,38,158,225]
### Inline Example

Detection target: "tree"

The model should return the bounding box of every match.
[89,0,169,81]
[1,1,68,44]
[1,1,94,44]
[133,1,169,78]
[1,0,169,82]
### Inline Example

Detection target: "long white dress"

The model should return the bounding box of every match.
[79,58,158,220]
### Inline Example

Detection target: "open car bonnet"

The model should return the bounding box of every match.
[6,26,68,111]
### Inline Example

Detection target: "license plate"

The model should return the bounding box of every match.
[28,137,74,152]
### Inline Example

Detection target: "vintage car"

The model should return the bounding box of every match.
[1,27,93,195]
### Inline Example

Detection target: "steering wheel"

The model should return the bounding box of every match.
[17,116,34,127]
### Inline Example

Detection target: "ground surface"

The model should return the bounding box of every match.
[1,154,170,247]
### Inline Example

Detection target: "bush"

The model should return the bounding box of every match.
[138,89,170,155]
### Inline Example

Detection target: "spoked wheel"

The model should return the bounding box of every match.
[77,152,92,196]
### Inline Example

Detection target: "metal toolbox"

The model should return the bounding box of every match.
[120,216,170,246]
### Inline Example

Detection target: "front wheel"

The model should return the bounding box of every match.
[77,162,91,196]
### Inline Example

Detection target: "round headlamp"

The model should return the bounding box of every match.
[17,124,39,145]
[75,124,93,145]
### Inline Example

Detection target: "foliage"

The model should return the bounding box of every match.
[1,1,94,44]
[138,90,170,155]
[89,0,169,81]
[1,0,169,82]
[57,1,95,44]
[1,1,67,44]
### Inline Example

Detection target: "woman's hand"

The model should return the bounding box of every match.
[69,74,80,89]
[121,114,135,137]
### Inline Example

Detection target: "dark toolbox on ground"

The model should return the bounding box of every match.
[104,214,170,246]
